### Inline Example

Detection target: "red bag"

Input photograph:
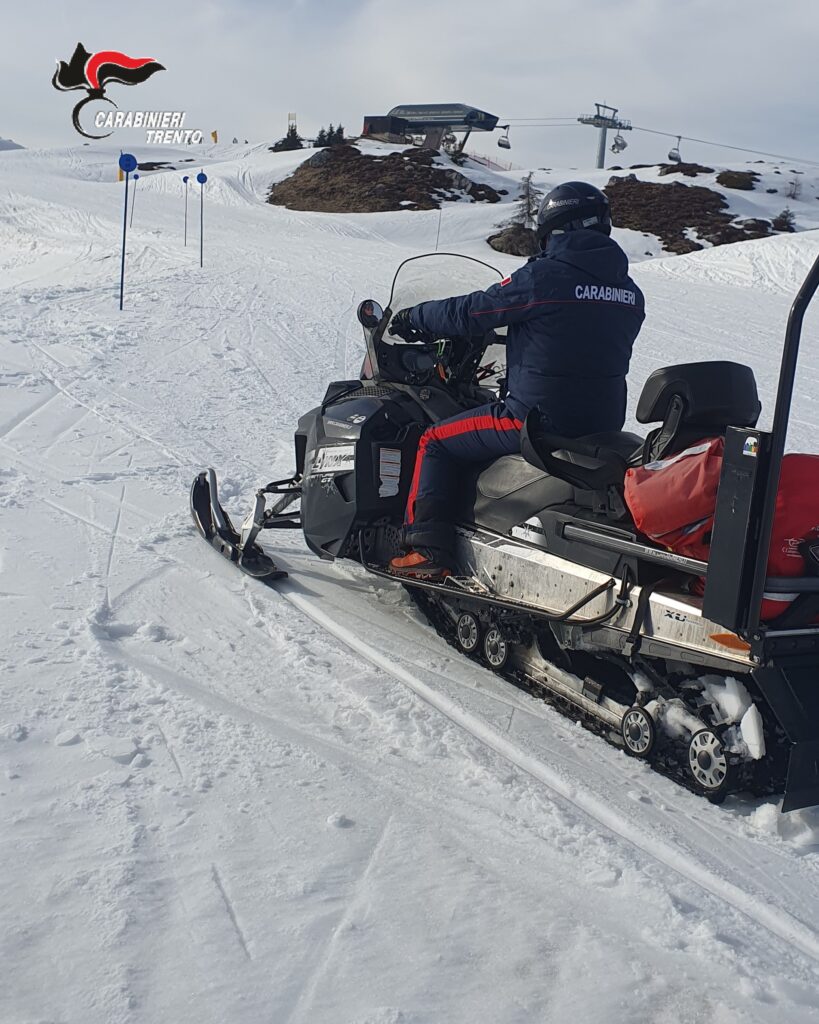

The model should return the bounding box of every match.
[625,442,819,621]
[624,438,724,561]
[762,454,819,619]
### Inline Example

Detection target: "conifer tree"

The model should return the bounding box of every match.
[510,172,543,230]
[272,123,304,152]
[773,207,796,232]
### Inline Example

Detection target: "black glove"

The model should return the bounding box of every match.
[389,307,430,344]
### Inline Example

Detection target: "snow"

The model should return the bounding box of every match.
[3,141,819,1022]
[700,675,754,725]
[741,705,767,761]
[657,698,705,741]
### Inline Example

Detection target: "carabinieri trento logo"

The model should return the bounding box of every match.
[52,42,201,144]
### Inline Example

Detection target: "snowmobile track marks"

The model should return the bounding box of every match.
[211,864,252,962]
[0,385,60,441]
[282,816,394,1024]
[281,584,819,966]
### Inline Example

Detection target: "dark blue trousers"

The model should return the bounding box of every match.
[405,402,523,557]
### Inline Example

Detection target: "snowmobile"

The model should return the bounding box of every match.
[191,252,819,812]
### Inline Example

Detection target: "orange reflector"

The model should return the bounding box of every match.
[709,633,751,652]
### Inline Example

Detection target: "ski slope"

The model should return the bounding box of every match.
[2,142,819,1024]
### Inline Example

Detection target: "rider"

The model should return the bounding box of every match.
[388,181,646,579]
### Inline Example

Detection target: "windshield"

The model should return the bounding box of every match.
[386,252,504,318]
[359,252,508,384]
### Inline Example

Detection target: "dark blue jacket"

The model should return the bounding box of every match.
[412,230,645,436]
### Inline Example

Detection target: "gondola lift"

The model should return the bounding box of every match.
[497,125,511,150]
[668,135,682,163]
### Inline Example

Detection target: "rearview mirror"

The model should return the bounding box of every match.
[357,299,384,329]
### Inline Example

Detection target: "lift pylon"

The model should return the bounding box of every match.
[578,103,632,168]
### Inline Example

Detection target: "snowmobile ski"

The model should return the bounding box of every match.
[190,469,287,580]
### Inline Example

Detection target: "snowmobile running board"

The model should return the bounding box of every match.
[357,536,630,628]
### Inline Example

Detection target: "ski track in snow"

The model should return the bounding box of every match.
[2,142,819,1023]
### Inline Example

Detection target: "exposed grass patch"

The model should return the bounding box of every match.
[267,145,502,213]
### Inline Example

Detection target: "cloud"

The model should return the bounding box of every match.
[3,0,818,169]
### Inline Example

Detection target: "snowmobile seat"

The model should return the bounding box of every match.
[635,361,760,464]
[470,362,758,538]
[468,455,574,535]
[520,412,642,491]
[470,428,643,536]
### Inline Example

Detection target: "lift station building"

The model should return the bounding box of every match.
[362,104,500,151]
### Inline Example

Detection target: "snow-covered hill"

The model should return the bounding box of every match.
[2,142,819,1024]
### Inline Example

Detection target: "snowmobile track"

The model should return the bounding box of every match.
[280,582,819,966]
[407,587,774,806]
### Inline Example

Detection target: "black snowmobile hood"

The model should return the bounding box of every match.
[534,229,631,283]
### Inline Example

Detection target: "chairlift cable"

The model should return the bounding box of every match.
[632,125,819,166]
[497,123,585,129]
[500,116,819,165]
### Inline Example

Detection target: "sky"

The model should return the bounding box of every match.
[3,0,819,171]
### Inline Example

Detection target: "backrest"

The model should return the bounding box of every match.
[635,361,760,464]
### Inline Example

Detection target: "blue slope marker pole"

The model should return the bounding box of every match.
[129,172,140,228]
[182,175,189,245]
[197,171,207,268]
[118,153,138,310]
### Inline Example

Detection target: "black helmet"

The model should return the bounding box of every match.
[536,181,611,247]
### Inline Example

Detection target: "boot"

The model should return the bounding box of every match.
[388,549,451,580]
